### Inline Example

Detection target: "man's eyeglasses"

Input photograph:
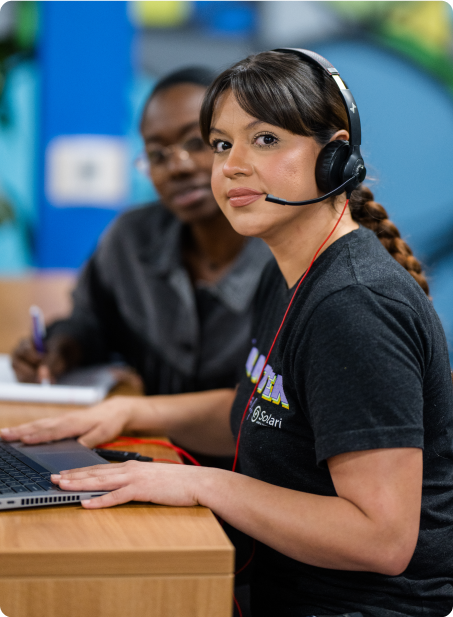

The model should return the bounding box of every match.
[134,136,211,176]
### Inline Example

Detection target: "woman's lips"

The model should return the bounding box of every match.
[227,188,264,208]
[171,186,211,208]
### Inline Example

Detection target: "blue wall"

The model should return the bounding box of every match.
[36,1,133,268]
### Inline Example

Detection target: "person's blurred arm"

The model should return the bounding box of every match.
[1,388,237,455]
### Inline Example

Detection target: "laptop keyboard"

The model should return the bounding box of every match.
[0,442,60,494]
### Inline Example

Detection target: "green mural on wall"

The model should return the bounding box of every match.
[0,1,38,126]
[330,1,453,96]
[0,1,38,270]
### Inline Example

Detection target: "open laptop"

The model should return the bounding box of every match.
[0,438,109,510]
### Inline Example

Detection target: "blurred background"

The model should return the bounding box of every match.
[0,0,452,359]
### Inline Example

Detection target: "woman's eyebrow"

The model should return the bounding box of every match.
[209,119,265,137]
[245,119,265,130]
[209,127,227,136]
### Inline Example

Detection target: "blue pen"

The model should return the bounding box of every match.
[30,305,47,354]
[30,306,50,385]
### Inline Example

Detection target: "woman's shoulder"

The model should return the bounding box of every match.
[306,226,432,321]
[288,226,442,349]
[349,226,428,302]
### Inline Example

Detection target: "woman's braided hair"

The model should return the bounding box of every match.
[349,186,430,296]
[200,50,430,297]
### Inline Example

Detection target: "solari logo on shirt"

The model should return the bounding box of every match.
[245,345,289,410]
[251,405,282,429]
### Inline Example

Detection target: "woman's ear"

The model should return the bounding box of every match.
[330,129,349,143]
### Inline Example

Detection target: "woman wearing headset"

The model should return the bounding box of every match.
[4,51,453,617]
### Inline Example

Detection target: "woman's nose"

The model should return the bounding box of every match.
[222,145,253,179]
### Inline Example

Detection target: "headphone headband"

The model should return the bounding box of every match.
[273,48,362,148]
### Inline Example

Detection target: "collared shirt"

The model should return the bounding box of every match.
[49,202,272,395]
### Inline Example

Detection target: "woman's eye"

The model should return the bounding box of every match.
[255,134,278,147]
[211,140,231,153]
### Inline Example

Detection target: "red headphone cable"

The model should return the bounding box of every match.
[232,198,350,472]
[229,199,352,609]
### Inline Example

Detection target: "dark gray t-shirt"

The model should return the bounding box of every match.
[231,226,453,617]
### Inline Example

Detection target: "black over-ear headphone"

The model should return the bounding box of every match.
[265,48,367,206]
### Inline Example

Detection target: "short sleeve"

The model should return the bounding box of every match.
[296,284,426,465]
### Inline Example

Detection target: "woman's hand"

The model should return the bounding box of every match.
[0,389,236,456]
[0,396,136,448]
[50,460,215,509]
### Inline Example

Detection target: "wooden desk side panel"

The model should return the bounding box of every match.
[0,547,234,577]
[0,574,234,617]
[0,501,233,577]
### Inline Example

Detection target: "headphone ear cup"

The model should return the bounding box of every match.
[315,140,350,193]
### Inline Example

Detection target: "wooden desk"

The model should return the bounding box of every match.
[0,276,234,617]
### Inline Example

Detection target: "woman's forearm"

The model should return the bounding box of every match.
[196,470,410,575]
[196,448,422,575]
[124,388,237,455]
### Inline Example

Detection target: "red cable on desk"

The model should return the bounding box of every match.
[98,436,201,466]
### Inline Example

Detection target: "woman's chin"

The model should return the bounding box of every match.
[226,213,274,240]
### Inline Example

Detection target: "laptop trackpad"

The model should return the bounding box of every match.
[31,452,105,473]
[14,440,109,474]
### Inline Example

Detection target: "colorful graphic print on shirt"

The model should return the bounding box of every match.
[244,346,289,429]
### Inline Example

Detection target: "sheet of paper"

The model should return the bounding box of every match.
[0,355,117,405]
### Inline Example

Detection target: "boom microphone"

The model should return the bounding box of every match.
[265,173,364,207]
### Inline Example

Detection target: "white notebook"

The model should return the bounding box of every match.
[0,354,117,405]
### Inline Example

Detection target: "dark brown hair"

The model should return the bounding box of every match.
[200,51,430,296]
